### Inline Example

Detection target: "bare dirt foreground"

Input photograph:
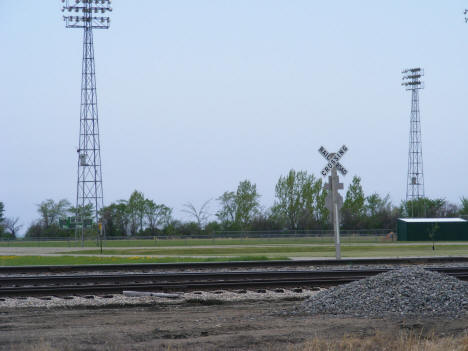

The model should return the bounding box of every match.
[0,300,467,351]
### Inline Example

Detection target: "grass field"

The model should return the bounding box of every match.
[1,238,467,266]
[65,244,468,258]
[0,236,392,248]
[0,255,286,266]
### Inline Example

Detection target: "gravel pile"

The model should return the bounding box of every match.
[303,266,468,318]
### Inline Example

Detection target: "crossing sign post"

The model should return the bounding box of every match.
[318,145,348,260]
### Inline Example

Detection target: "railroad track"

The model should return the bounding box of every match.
[1,256,468,275]
[1,266,467,297]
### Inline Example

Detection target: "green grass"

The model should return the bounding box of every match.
[1,243,467,266]
[67,244,468,258]
[0,255,288,266]
[0,236,391,248]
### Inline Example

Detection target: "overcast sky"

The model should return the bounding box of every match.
[1,1,468,233]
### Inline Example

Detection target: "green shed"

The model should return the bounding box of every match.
[397,218,468,241]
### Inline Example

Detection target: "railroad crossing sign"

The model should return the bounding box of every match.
[319,144,348,217]
[318,145,349,260]
[318,145,348,176]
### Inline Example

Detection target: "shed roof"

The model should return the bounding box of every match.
[398,218,467,223]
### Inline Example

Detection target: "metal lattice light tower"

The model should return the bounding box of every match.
[402,68,425,215]
[62,0,112,243]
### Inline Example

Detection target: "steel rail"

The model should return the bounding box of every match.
[1,256,468,275]
[0,267,467,297]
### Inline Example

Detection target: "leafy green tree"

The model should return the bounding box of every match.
[364,193,395,228]
[68,204,94,222]
[144,199,172,235]
[249,210,283,231]
[366,193,388,217]
[127,190,146,235]
[272,170,327,230]
[100,201,128,237]
[343,176,365,215]
[0,202,4,222]
[162,219,182,236]
[401,198,446,218]
[272,170,303,229]
[101,193,173,236]
[424,198,446,217]
[314,178,329,226]
[170,221,202,236]
[234,180,261,230]
[0,202,5,235]
[443,202,460,218]
[25,199,73,239]
[460,197,468,216]
[342,176,365,228]
[204,221,222,235]
[216,191,237,226]
[216,180,261,230]
[38,199,71,228]
[299,175,328,228]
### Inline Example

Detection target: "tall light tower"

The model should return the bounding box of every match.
[402,68,425,215]
[62,0,112,243]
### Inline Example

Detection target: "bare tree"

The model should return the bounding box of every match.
[182,200,211,229]
[3,217,22,238]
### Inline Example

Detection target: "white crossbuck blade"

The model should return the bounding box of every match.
[318,145,348,176]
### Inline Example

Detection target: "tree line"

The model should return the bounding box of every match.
[2,169,467,239]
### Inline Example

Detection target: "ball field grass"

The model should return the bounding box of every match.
[0,255,286,266]
[67,244,468,258]
[0,236,392,248]
[0,237,467,266]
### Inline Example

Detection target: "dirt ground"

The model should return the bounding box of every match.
[0,300,467,351]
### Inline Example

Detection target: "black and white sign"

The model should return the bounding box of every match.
[318,145,348,176]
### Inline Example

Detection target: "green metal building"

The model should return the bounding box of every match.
[397,218,468,241]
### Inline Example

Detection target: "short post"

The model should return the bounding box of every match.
[334,203,341,259]
[98,222,103,254]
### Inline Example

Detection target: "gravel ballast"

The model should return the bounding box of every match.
[303,266,468,318]
[0,288,317,309]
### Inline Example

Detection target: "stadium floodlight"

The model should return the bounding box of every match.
[61,0,112,244]
[401,67,425,214]
[402,68,424,90]
[62,0,112,29]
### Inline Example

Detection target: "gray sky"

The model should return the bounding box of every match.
[1,1,468,232]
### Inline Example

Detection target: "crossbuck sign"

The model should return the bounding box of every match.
[318,145,349,260]
[319,145,348,176]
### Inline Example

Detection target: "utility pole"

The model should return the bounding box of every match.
[62,0,112,245]
[402,68,425,217]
